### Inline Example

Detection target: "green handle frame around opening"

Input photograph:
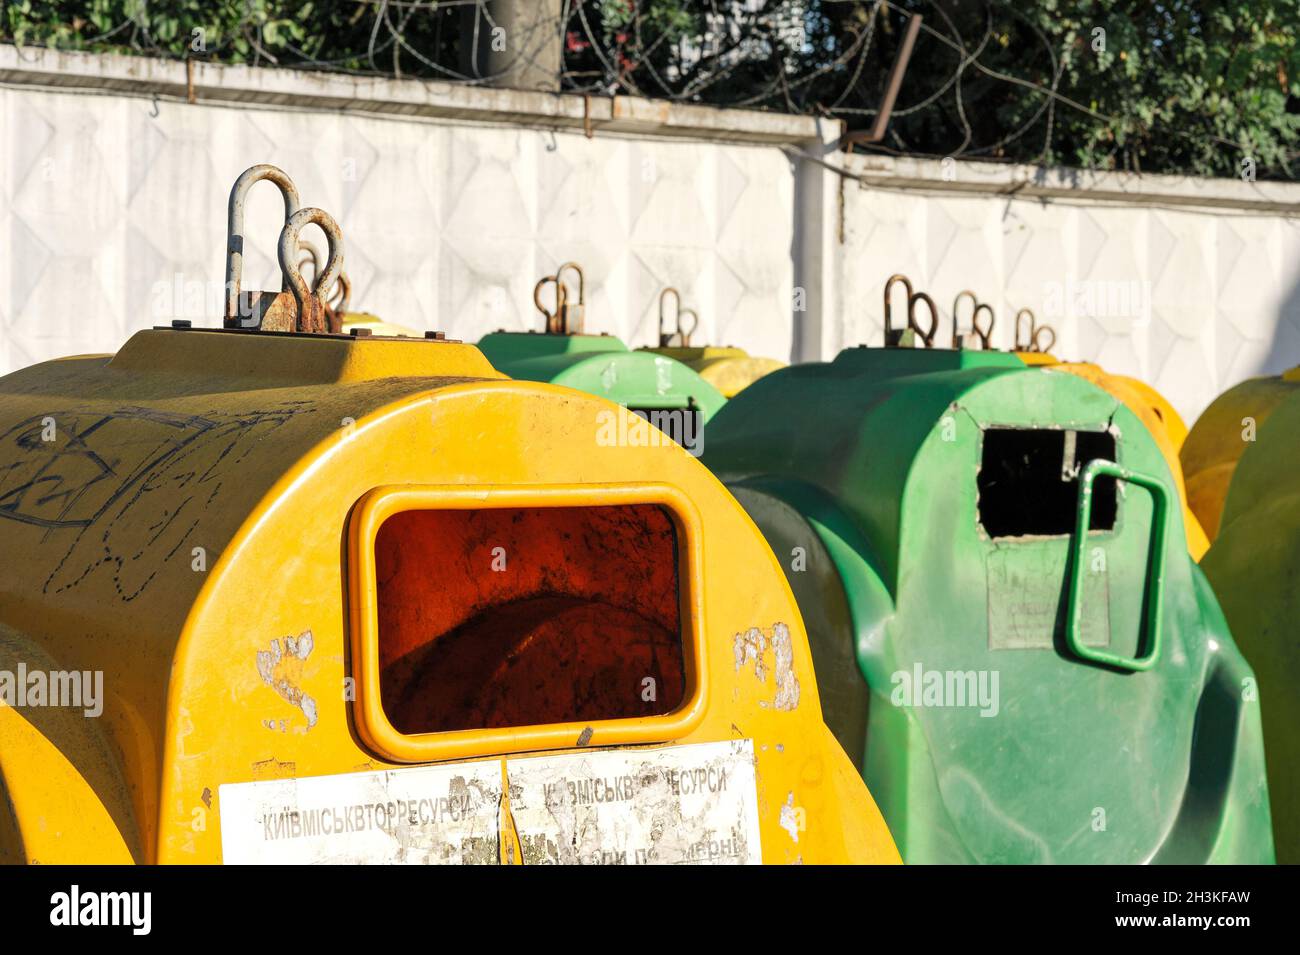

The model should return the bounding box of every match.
[1065,458,1170,672]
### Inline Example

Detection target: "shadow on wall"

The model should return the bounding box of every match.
[1254,270,1300,378]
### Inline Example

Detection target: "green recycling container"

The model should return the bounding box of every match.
[477,332,726,439]
[701,345,1274,864]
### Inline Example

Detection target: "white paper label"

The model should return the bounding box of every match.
[219,740,763,865]
[507,739,762,865]
[218,761,502,865]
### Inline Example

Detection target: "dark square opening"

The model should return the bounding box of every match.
[977,428,1117,538]
[374,504,685,734]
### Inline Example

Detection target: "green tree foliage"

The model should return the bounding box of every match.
[567,0,1300,179]
[853,0,1300,179]
[0,0,464,74]
[3,1,1296,179]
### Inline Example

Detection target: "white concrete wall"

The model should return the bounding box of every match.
[4,47,1300,425]
[834,156,1300,422]
[0,47,796,373]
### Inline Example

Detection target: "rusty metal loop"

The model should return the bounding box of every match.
[951,289,978,348]
[951,290,995,349]
[555,263,585,335]
[225,164,302,323]
[1033,323,1056,354]
[555,262,586,334]
[678,307,700,345]
[883,273,915,343]
[1014,308,1036,350]
[659,286,682,344]
[299,239,352,315]
[278,207,344,322]
[883,273,938,348]
[910,291,939,348]
[534,274,564,333]
[532,262,586,335]
[556,262,585,305]
[658,286,700,347]
[972,303,995,347]
[1015,307,1056,353]
[331,272,352,314]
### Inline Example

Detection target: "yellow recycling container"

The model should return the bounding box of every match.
[0,165,898,866]
[1200,383,1300,861]
[341,314,422,338]
[641,289,785,398]
[647,345,786,399]
[1181,369,1300,542]
[1016,349,1057,367]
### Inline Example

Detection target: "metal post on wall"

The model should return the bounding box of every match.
[460,0,566,93]
[841,12,923,148]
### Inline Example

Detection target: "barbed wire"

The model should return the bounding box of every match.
[3,0,1295,177]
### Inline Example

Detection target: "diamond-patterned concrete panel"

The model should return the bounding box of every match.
[4,71,1299,429]
[1149,212,1215,338]
[1002,201,1070,343]
[844,166,1300,421]
[0,85,794,374]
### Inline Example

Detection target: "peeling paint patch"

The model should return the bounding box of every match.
[771,624,800,711]
[507,739,762,865]
[255,630,318,730]
[734,628,767,682]
[779,792,801,843]
[576,726,594,747]
[250,757,296,781]
[732,623,800,711]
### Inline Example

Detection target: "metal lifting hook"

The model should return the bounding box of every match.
[952,290,995,350]
[277,207,345,334]
[533,262,588,335]
[1015,308,1056,354]
[224,164,302,326]
[883,273,938,348]
[659,287,700,348]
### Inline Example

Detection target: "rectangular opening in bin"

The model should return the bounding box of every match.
[374,504,685,735]
[977,427,1117,538]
